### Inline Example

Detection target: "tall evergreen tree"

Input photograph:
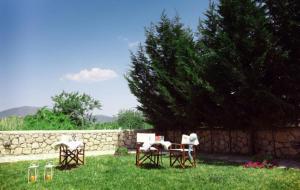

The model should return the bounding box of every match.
[127,0,300,148]
[263,0,300,124]
[127,14,215,130]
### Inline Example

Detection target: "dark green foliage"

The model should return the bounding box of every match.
[127,14,213,129]
[202,0,278,129]
[127,0,300,132]
[52,91,101,128]
[24,107,75,130]
[262,0,300,124]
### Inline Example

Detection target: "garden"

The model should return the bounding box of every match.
[1,0,299,190]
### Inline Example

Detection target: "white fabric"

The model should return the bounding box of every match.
[137,133,171,151]
[139,146,158,151]
[157,141,171,150]
[52,135,84,151]
[139,141,171,152]
[169,148,191,152]
[189,133,199,145]
[181,133,199,145]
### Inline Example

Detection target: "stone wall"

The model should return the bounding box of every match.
[0,130,139,156]
[1,128,299,158]
[159,128,300,158]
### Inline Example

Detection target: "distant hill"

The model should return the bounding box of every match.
[0,106,116,123]
[94,115,116,123]
[0,106,40,119]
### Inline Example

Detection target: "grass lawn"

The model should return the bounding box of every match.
[0,155,299,190]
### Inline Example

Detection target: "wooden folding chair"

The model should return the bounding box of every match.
[135,133,160,166]
[169,134,198,168]
[76,143,85,165]
[59,145,78,166]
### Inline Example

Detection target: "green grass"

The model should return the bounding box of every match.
[0,155,299,190]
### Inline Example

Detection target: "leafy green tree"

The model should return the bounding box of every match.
[52,91,101,127]
[117,109,145,129]
[24,107,74,130]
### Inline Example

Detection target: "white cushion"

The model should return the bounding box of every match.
[169,148,191,152]
[139,146,158,151]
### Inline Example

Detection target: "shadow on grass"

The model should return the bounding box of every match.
[197,159,241,167]
[55,164,80,171]
[138,163,166,170]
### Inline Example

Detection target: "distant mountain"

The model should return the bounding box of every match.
[93,115,116,123]
[0,106,116,123]
[0,106,40,119]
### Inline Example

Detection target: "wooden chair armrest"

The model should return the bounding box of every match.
[169,143,184,149]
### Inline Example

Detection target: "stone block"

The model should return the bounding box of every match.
[22,148,31,154]
[14,148,23,155]
[11,138,18,145]
[19,137,25,144]
[32,142,39,149]
[21,143,26,148]
[36,137,44,143]
[45,139,52,145]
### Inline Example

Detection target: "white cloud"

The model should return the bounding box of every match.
[62,68,118,82]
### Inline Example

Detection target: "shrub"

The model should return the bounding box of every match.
[90,121,120,130]
[23,107,75,130]
[114,146,129,156]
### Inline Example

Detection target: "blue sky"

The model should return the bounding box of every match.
[0,0,209,116]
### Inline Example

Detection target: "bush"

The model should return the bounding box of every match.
[89,121,120,130]
[23,108,75,130]
[114,146,129,156]
[117,109,145,129]
[0,116,24,130]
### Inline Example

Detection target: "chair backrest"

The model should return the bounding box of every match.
[136,133,155,144]
[181,133,199,145]
[181,134,190,145]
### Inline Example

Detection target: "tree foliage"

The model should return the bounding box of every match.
[117,109,146,129]
[52,91,101,127]
[24,107,74,130]
[126,0,300,131]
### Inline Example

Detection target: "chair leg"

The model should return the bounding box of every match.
[59,146,62,164]
[193,148,196,167]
